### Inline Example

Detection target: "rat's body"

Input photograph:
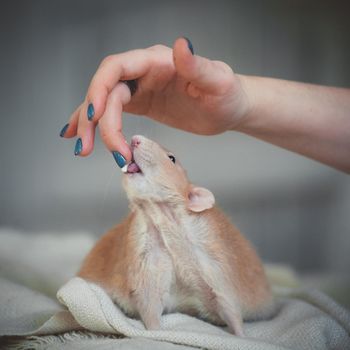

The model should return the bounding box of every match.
[78,135,273,336]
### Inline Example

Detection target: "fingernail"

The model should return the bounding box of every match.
[59,123,69,137]
[184,37,194,55]
[112,151,126,168]
[74,138,83,156]
[87,103,95,121]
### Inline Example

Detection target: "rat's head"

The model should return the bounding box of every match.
[122,135,215,212]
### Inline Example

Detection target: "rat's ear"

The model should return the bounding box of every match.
[187,186,215,212]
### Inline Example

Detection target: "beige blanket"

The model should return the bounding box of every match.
[0,229,349,349]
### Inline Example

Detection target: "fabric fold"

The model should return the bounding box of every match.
[1,229,349,350]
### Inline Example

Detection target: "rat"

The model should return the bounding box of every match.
[77,135,274,336]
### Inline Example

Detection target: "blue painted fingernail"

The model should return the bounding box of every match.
[184,37,194,55]
[74,138,83,156]
[59,123,69,137]
[87,103,94,121]
[112,151,126,168]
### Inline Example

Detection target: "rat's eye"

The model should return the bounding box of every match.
[168,155,176,163]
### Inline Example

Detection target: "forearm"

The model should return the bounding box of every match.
[236,75,350,173]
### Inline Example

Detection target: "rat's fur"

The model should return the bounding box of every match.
[78,135,273,336]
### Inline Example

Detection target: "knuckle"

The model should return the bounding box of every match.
[148,44,167,52]
[99,128,113,146]
[100,54,115,67]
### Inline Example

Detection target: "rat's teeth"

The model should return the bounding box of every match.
[121,164,128,173]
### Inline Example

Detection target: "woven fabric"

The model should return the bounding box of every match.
[0,229,349,349]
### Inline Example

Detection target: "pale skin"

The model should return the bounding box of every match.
[62,37,350,173]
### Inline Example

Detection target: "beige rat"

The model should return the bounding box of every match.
[78,135,274,336]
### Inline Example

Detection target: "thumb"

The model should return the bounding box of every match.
[173,37,233,95]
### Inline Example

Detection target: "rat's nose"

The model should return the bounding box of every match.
[131,135,142,149]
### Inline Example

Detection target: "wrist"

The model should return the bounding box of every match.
[230,74,258,132]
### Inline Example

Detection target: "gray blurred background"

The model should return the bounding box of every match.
[0,0,349,277]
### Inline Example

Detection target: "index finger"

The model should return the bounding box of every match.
[86,49,153,124]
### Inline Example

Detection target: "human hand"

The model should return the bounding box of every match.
[60,37,251,166]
